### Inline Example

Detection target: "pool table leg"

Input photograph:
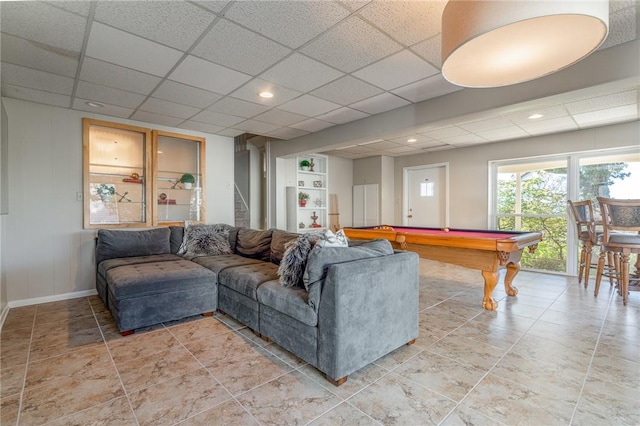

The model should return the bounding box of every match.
[481,270,499,310]
[503,261,520,297]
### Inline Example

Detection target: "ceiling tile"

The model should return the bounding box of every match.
[362,140,404,150]
[94,1,216,51]
[80,57,161,95]
[340,1,372,12]
[224,1,350,49]
[1,33,78,78]
[421,126,469,140]
[458,117,514,133]
[76,81,146,109]
[259,53,344,92]
[86,23,184,77]
[216,128,245,138]
[443,133,488,146]
[139,98,201,120]
[1,83,70,108]
[423,144,454,152]
[192,1,229,14]
[382,145,418,153]
[153,81,223,109]
[72,98,134,119]
[192,18,292,75]
[506,105,569,125]
[391,74,461,103]
[573,105,638,127]
[191,110,245,127]
[389,135,433,145]
[315,107,369,124]
[359,0,445,46]
[253,109,309,127]
[0,2,86,51]
[340,145,378,154]
[1,63,74,95]
[51,1,92,16]
[289,118,334,132]
[169,55,251,95]
[178,121,226,135]
[565,90,637,114]
[475,126,530,142]
[600,6,637,49]
[519,116,579,135]
[266,127,310,140]
[301,16,402,73]
[350,93,411,114]
[130,111,183,128]
[411,140,447,149]
[353,50,439,90]
[229,78,302,107]
[310,75,383,105]
[279,95,341,117]
[207,97,270,118]
[234,120,282,134]
[411,34,443,69]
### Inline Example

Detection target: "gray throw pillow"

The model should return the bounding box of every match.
[179,224,233,259]
[278,232,322,287]
[95,228,171,265]
[270,229,300,265]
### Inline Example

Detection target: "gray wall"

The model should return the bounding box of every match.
[1,101,7,316]
[1,98,235,305]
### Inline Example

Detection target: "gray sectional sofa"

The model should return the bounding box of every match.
[95,225,419,385]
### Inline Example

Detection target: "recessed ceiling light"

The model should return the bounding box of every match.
[259,91,274,99]
[86,101,104,108]
[157,151,163,154]
[407,138,417,143]
[528,113,544,119]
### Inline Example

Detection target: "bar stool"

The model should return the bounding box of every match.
[596,197,640,305]
[568,200,597,286]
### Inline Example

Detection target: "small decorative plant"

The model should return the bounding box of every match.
[299,191,310,206]
[180,173,195,189]
[96,183,115,200]
[299,160,311,170]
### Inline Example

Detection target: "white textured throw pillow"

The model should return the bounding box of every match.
[316,229,348,248]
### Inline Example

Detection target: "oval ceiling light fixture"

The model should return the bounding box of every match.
[407,138,417,143]
[528,113,544,119]
[259,91,274,99]
[86,101,104,108]
[441,0,609,88]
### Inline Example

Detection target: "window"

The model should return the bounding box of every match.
[420,182,435,197]
[83,119,205,229]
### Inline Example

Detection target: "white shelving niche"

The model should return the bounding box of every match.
[285,154,328,233]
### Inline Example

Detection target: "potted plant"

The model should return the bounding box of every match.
[299,159,311,171]
[299,191,310,207]
[96,183,115,202]
[180,173,196,189]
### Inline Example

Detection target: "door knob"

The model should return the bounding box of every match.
[407,214,413,218]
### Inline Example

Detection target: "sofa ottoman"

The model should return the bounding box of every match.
[106,259,217,333]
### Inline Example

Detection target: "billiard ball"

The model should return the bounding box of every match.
[442,227,450,232]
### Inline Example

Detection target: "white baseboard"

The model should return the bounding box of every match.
[7,289,98,309]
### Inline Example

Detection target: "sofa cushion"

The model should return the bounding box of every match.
[218,262,279,300]
[236,228,273,262]
[277,232,322,287]
[191,254,263,276]
[270,229,299,265]
[257,280,317,327]
[169,226,184,254]
[96,228,171,265]
[304,238,394,292]
[179,224,233,259]
[98,254,183,277]
[106,260,215,300]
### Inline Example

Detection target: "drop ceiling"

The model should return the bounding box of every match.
[1,1,639,160]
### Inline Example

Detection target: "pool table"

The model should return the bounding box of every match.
[343,226,542,311]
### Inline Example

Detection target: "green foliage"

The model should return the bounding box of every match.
[96,183,115,197]
[180,173,195,184]
[299,160,311,168]
[299,192,310,200]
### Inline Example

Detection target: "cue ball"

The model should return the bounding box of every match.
[442,227,450,232]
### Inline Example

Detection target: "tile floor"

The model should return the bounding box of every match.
[1,259,639,425]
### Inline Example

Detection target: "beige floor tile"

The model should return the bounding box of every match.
[116,345,202,392]
[349,372,457,425]
[588,352,640,390]
[19,367,125,424]
[300,361,389,399]
[463,374,575,425]
[510,333,594,369]
[184,330,261,368]
[28,327,104,362]
[168,316,232,343]
[1,393,20,426]
[0,363,25,398]
[46,396,137,426]
[207,346,293,395]
[237,370,342,426]
[572,376,640,425]
[30,314,99,342]
[439,403,503,426]
[128,368,231,426]
[395,351,486,402]
[2,308,35,330]
[107,328,180,364]
[371,341,425,369]
[0,326,32,347]
[180,399,259,425]
[307,402,379,426]
[0,341,30,370]
[34,302,94,325]
[427,334,507,371]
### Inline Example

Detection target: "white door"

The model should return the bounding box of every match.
[405,165,447,227]
[353,184,379,227]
